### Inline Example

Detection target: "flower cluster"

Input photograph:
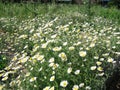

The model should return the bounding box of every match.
[0,10,119,90]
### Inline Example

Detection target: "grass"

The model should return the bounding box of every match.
[91,5,120,23]
[0,3,120,90]
[0,3,120,23]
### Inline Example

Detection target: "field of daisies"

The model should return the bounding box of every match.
[0,4,120,90]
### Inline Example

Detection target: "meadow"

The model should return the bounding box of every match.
[0,3,120,90]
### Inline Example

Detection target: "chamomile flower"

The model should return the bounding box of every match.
[69,46,75,50]
[96,61,102,66]
[60,80,68,88]
[2,76,8,81]
[49,86,55,90]
[107,57,114,63]
[72,85,79,90]
[97,67,103,72]
[50,76,55,82]
[59,52,67,61]
[49,58,55,63]
[30,77,37,82]
[90,66,97,70]
[43,86,50,90]
[85,86,91,90]
[79,51,87,57]
[74,70,80,75]
[0,85,4,90]
[63,42,68,46]
[79,83,85,88]
[67,67,72,74]
[53,46,62,51]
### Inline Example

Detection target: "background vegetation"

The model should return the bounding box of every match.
[0,2,120,90]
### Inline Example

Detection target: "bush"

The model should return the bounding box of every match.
[0,55,8,70]
[108,0,120,9]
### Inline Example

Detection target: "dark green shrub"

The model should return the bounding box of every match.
[108,0,120,9]
[0,55,8,70]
